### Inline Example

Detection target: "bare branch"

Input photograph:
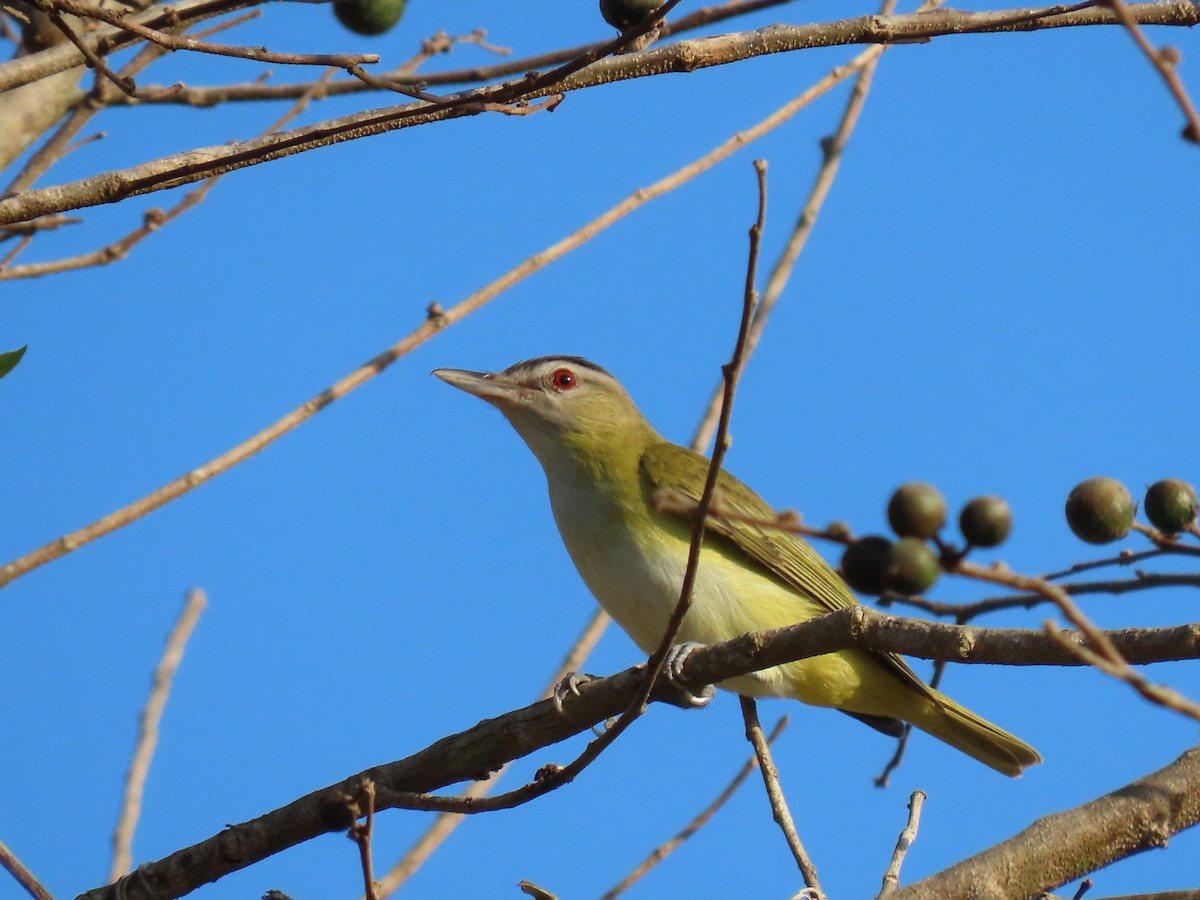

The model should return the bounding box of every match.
[741,696,822,895]
[74,611,1200,900]
[109,589,206,880]
[891,745,1200,900]
[0,838,53,900]
[690,0,900,445]
[1102,0,1200,141]
[0,49,868,588]
[3,2,1197,227]
[878,791,926,896]
[1,67,334,280]
[373,609,610,897]
[126,0,798,105]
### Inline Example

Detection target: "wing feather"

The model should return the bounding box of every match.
[640,442,936,697]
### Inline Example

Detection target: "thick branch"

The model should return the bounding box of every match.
[77,610,1199,900]
[891,745,1200,900]
[2,1,1196,227]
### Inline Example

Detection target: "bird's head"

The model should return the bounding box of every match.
[433,356,657,473]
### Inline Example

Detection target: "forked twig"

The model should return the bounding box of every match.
[878,790,926,896]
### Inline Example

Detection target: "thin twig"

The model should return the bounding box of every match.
[1,68,335,280]
[0,49,873,585]
[691,0,910,443]
[347,781,378,900]
[372,609,610,897]
[875,660,945,787]
[600,715,789,899]
[884,570,1200,622]
[740,696,822,896]
[127,0,797,105]
[35,0,380,72]
[109,589,207,881]
[42,7,174,100]
[3,10,257,196]
[951,559,1200,722]
[1103,0,1200,141]
[0,838,54,900]
[6,2,1198,226]
[635,158,768,711]
[367,155,770,818]
[878,790,926,896]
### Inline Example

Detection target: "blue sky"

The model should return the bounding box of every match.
[3,0,1199,897]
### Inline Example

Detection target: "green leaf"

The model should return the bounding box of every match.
[0,345,27,381]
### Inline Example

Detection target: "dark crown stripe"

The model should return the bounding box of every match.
[505,356,612,379]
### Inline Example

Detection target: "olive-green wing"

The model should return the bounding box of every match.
[640,441,935,696]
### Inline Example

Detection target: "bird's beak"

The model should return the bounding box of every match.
[432,367,526,406]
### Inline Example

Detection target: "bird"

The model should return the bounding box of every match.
[433,356,1041,777]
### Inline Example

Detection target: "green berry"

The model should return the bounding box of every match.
[886,538,941,595]
[841,535,893,596]
[1065,477,1134,544]
[334,0,406,36]
[959,496,1012,548]
[887,482,947,540]
[1144,479,1199,533]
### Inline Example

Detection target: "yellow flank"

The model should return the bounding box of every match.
[434,357,1042,777]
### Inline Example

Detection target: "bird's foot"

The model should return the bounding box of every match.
[660,641,716,709]
[551,671,597,713]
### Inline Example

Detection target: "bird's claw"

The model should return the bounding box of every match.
[662,641,716,709]
[552,671,596,713]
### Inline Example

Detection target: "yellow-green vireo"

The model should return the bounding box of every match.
[434,356,1040,777]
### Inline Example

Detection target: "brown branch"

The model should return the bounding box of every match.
[347,782,379,900]
[690,0,904,445]
[74,611,1200,900]
[1043,546,1172,579]
[0,0,274,92]
[891,745,1200,900]
[0,48,868,587]
[884,571,1200,622]
[372,609,610,897]
[4,1,1198,227]
[878,790,926,896]
[1103,0,1200,141]
[952,559,1200,722]
[640,156,766,703]
[362,147,763,824]
[42,7,166,100]
[741,696,822,895]
[0,838,53,900]
[36,0,378,70]
[598,715,789,900]
[2,10,256,194]
[126,0,799,105]
[1,67,333,280]
[109,589,207,881]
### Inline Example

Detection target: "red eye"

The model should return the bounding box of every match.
[550,368,577,391]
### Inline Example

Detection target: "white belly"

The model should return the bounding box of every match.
[547,479,843,700]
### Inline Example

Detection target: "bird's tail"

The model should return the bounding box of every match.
[912,690,1041,777]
